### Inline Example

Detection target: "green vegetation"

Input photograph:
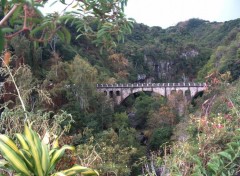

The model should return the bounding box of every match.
[0,124,98,176]
[0,1,240,175]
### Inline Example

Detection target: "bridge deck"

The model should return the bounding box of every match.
[97,83,206,88]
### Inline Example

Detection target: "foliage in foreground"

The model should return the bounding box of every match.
[138,76,240,176]
[0,123,99,176]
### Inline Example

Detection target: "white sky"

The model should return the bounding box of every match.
[42,0,240,29]
[125,0,240,28]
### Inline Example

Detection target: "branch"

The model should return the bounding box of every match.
[4,4,31,40]
[0,4,20,27]
[23,4,28,29]
[0,56,28,121]
[5,28,26,40]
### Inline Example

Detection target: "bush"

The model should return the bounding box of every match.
[0,124,98,176]
[149,126,172,151]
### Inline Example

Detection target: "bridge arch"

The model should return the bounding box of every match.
[120,90,165,105]
[121,87,166,104]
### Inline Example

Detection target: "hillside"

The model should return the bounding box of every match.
[116,18,240,83]
[8,18,240,101]
[1,6,240,175]
[53,18,240,84]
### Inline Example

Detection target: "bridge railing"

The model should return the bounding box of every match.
[96,82,207,88]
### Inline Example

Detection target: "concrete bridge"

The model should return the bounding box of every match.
[97,83,207,105]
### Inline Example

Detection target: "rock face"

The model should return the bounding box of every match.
[152,60,174,80]
[143,48,199,82]
[144,55,175,82]
[137,74,146,82]
[180,49,199,58]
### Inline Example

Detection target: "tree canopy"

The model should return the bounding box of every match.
[0,0,134,52]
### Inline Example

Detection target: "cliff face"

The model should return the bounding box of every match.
[140,47,202,82]
[117,18,240,83]
[144,55,174,82]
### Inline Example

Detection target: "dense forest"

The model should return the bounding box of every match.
[0,1,239,176]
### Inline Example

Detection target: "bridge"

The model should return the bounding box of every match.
[97,82,207,105]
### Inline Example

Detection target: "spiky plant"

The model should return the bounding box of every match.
[0,123,99,176]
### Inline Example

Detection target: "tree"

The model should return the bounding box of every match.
[149,126,172,150]
[0,0,134,52]
[108,52,129,81]
[74,128,138,176]
[66,55,98,110]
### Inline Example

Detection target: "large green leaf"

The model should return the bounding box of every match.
[0,141,31,176]
[41,143,50,174]
[48,145,75,173]
[55,165,99,176]
[60,26,71,44]
[0,134,21,155]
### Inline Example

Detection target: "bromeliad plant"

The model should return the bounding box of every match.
[0,123,99,176]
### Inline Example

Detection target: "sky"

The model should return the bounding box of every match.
[124,0,240,28]
[42,0,240,29]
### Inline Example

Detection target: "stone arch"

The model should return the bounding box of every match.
[119,88,166,105]
[185,88,206,102]
[192,90,204,99]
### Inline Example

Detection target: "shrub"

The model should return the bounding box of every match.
[149,126,172,151]
[0,124,99,176]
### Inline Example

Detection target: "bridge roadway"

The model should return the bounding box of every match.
[96,82,207,105]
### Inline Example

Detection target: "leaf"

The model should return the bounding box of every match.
[0,134,21,155]
[19,150,33,170]
[72,2,79,8]
[15,134,30,150]
[97,28,107,38]
[48,145,75,173]
[9,5,22,26]
[58,165,99,176]
[0,141,31,176]
[32,130,44,176]
[207,162,219,173]
[1,27,14,33]
[60,0,67,5]
[52,139,59,149]
[228,142,239,150]
[41,143,50,174]
[81,169,99,176]
[61,26,71,44]
[24,125,43,176]
[56,30,65,42]
[0,159,8,167]
[1,0,6,12]
[76,34,83,40]
[50,0,58,7]
[0,29,4,53]
[218,151,232,161]
[24,124,33,143]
